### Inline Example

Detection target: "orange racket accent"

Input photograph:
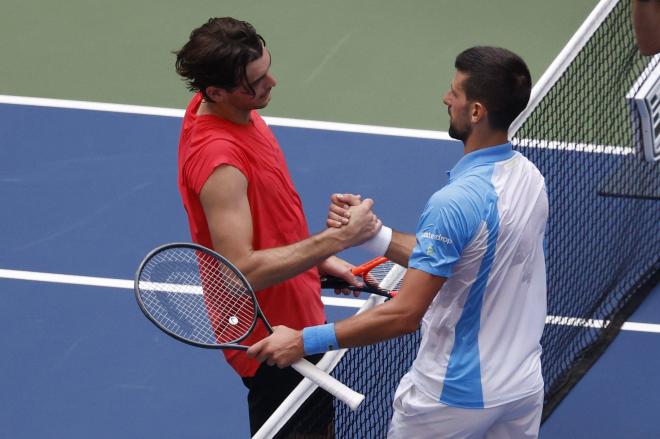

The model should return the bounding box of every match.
[320,257,405,299]
[351,256,389,276]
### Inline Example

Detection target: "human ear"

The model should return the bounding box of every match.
[471,102,486,123]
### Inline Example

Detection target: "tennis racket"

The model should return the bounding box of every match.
[320,257,406,299]
[134,242,365,410]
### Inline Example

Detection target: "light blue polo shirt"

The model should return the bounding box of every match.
[407,142,548,408]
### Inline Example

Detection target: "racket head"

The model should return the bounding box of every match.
[320,258,406,299]
[134,243,260,349]
[352,257,406,293]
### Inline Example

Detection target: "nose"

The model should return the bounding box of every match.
[442,91,451,106]
[266,72,277,88]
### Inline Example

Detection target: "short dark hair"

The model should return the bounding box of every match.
[174,17,266,101]
[454,46,531,131]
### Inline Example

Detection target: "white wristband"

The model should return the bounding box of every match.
[359,226,392,256]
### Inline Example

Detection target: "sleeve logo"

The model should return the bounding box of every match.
[420,231,453,245]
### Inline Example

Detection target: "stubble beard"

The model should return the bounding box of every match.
[448,120,471,142]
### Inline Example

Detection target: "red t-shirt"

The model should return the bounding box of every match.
[177,93,325,377]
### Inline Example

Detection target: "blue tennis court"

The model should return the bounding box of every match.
[1,100,659,438]
[0,101,461,438]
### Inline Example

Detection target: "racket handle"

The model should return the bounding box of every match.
[321,276,394,299]
[290,358,365,411]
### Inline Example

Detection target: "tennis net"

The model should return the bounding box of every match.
[259,0,660,436]
[510,0,660,418]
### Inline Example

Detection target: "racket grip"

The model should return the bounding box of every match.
[290,358,365,411]
[321,276,394,299]
[319,276,350,290]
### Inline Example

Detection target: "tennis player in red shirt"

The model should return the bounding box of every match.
[174,17,380,436]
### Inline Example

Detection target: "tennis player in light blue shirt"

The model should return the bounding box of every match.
[407,141,547,411]
[249,46,548,439]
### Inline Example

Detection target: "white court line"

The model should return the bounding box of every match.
[0,268,366,308]
[0,94,453,140]
[512,137,634,156]
[0,94,635,151]
[621,322,660,334]
[1,268,658,333]
[0,94,184,118]
[1,94,634,152]
[0,268,133,289]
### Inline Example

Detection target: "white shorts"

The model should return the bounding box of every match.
[387,375,543,439]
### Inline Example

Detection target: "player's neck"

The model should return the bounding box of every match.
[198,100,252,125]
[463,130,509,154]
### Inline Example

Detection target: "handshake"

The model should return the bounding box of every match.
[324,193,383,251]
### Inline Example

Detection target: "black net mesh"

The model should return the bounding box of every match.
[512,0,660,418]
[265,1,659,436]
[271,331,421,439]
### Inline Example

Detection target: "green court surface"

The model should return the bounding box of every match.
[0,0,597,130]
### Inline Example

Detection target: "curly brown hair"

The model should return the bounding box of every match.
[174,17,266,101]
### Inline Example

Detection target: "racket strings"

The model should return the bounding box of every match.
[196,251,255,343]
[137,247,256,345]
[361,261,405,291]
[140,252,212,339]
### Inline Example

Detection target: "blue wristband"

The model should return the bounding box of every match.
[302,323,339,355]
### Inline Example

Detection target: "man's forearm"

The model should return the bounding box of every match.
[384,230,416,267]
[334,267,445,347]
[334,297,420,347]
[236,227,347,291]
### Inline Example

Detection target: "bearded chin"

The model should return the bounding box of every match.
[448,122,470,142]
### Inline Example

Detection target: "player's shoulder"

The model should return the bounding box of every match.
[429,182,469,205]
[424,181,486,227]
[430,172,492,207]
[186,117,245,152]
[508,151,545,179]
[181,123,249,176]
